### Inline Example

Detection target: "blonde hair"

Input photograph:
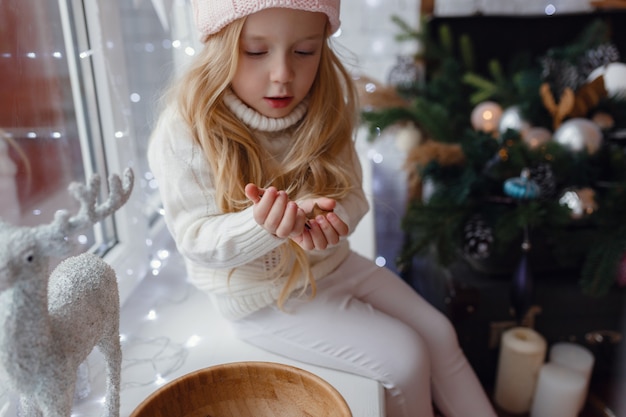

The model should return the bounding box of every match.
[172,18,358,308]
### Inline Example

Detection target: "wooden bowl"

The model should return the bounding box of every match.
[129,361,353,417]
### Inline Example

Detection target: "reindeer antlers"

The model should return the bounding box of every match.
[540,77,608,130]
[67,168,134,229]
[47,168,134,240]
[540,83,575,131]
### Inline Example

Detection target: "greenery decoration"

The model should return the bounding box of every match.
[363,17,626,296]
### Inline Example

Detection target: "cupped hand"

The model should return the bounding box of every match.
[291,197,349,251]
[245,183,308,238]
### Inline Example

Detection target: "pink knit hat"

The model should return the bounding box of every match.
[191,0,341,41]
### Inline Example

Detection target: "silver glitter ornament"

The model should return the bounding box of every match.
[498,106,528,134]
[0,169,133,417]
[559,187,597,219]
[553,118,603,154]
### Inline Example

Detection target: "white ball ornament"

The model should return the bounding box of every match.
[395,123,423,152]
[498,106,529,134]
[559,188,597,219]
[592,112,615,130]
[522,127,552,149]
[553,118,603,155]
[588,62,626,98]
[471,101,503,134]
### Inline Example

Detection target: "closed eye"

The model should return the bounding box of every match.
[245,51,266,56]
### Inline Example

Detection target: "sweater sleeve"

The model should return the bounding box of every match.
[147,106,284,269]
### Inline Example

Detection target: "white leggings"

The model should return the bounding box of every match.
[230,252,497,417]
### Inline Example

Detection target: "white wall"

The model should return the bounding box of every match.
[338,0,421,83]
[337,0,421,261]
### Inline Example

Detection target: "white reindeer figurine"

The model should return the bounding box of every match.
[0,168,134,417]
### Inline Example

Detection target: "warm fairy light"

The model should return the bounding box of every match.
[154,374,167,386]
[150,259,162,270]
[185,334,202,348]
[471,101,503,134]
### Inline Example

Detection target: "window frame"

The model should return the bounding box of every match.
[59,0,183,303]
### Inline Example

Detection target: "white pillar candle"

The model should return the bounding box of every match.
[494,327,547,414]
[549,342,595,411]
[530,363,587,417]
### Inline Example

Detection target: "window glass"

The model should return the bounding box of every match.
[0,0,93,247]
[116,0,199,223]
[0,0,196,254]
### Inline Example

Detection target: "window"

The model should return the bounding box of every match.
[0,0,198,302]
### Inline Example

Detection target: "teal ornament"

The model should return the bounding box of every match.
[503,168,540,200]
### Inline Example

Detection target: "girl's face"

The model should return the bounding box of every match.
[231,8,327,119]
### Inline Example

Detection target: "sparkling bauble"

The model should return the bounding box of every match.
[587,62,626,98]
[522,127,552,149]
[471,101,503,134]
[387,55,424,89]
[553,118,603,154]
[558,187,597,219]
[498,106,529,134]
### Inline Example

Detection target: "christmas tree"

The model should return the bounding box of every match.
[362,17,626,298]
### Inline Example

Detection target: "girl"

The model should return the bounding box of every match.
[148,1,497,416]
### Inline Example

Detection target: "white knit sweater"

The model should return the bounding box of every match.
[148,94,369,320]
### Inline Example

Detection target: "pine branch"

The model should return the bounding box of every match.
[580,227,626,296]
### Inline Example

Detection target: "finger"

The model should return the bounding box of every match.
[314,214,340,246]
[275,201,299,238]
[300,207,311,227]
[292,230,314,250]
[245,183,263,203]
[291,207,309,237]
[253,187,278,224]
[264,190,289,232]
[307,221,329,250]
[314,197,336,212]
[326,212,349,236]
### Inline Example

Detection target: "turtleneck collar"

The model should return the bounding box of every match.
[223,90,308,132]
